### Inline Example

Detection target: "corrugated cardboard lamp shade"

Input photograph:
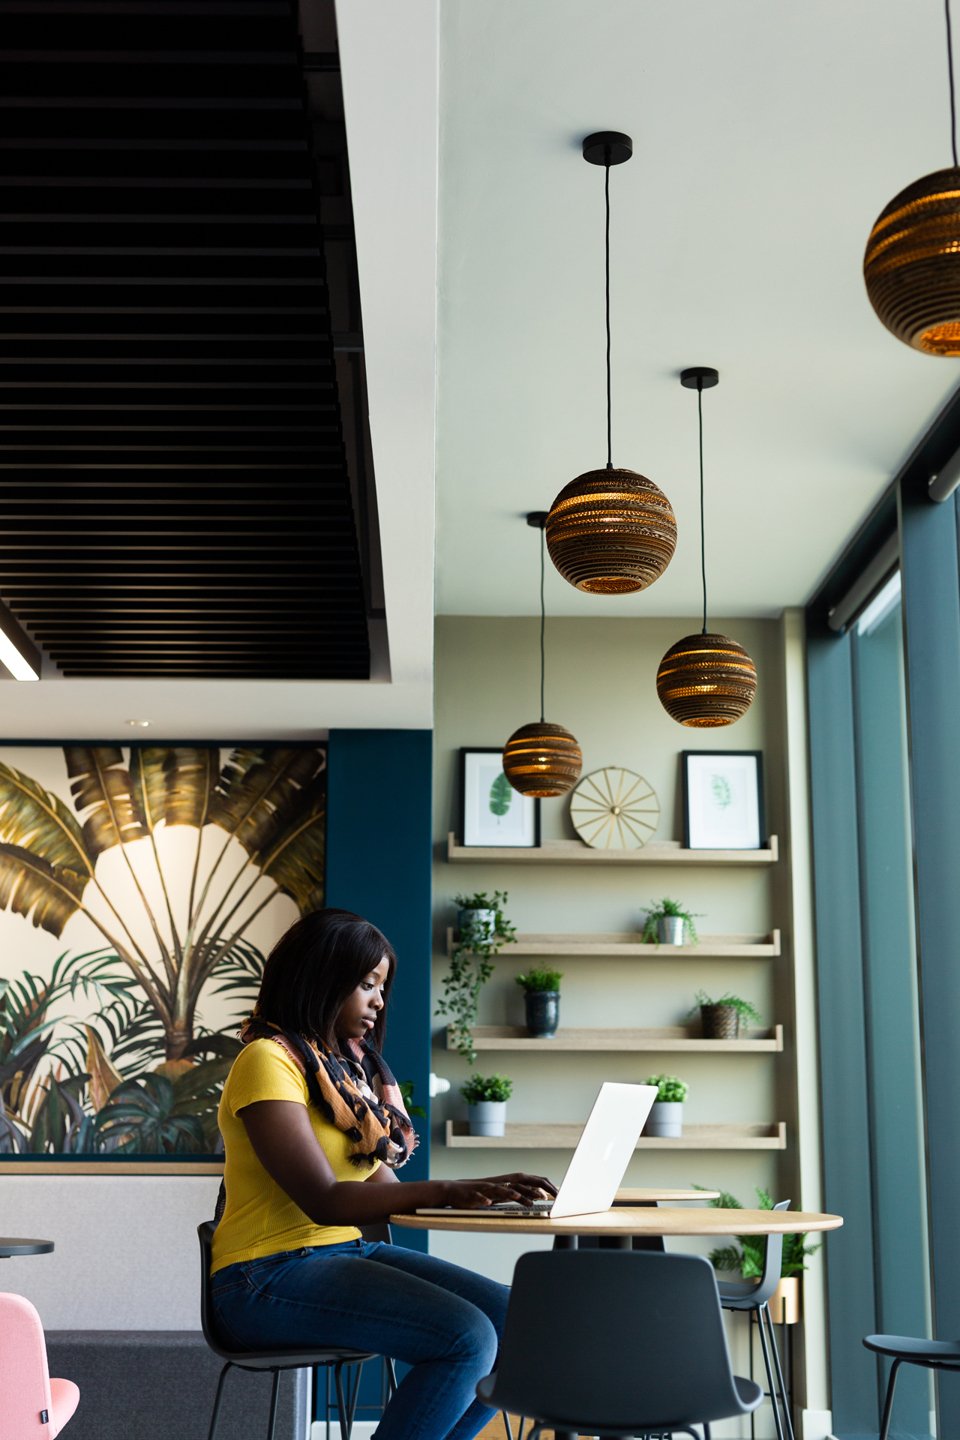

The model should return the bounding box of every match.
[502,721,584,799]
[546,469,677,594]
[656,633,758,727]
[547,132,675,595]
[864,166,960,355]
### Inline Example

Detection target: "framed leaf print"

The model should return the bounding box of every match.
[0,742,326,1167]
[682,750,763,850]
[459,748,539,848]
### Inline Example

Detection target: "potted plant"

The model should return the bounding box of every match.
[699,1186,820,1323]
[641,897,701,946]
[461,1073,513,1137]
[515,967,563,1038]
[692,990,763,1040]
[436,891,516,1063]
[643,1074,688,1136]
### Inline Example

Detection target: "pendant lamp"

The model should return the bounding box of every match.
[502,513,583,797]
[546,133,676,594]
[656,369,757,727]
[864,0,960,354]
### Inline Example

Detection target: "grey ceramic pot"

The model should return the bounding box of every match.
[467,1101,506,1137]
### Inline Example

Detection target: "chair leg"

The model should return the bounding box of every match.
[266,1369,282,1440]
[384,1355,398,1396]
[754,1306,786,1440]
[878,1357,903,1440]
[759,1303,795,1440]
[333,1362,352,1440]
[207,1361,232,1440]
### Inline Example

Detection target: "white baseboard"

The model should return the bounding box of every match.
[801,1409,834,1440]
[310,1424,378,1440]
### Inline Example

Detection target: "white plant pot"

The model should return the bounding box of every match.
[645,1101,683,1137]
[458,907,496,944]
[657,916,686,945]
[467,1101,507,1137]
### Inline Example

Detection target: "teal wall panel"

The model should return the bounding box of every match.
[326,729,433,1229]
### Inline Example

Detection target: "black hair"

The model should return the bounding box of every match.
[254,908,396,1050]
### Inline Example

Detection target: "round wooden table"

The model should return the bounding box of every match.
[392,1206,841,1243]
[0,1237,54,1257]
[614,1186,718,1204]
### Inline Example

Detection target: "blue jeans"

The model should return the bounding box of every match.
[210,1238,509,1440]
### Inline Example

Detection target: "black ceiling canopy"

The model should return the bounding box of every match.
[0,0,374,679]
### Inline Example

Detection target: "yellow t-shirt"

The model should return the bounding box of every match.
[211,1038,380,1274]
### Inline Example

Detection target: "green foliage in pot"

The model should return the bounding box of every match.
[460,1073,513,1105]
[436,891,516,1064]
[691,991,763,1025]
[515,967,563,994]
[646,1073,689,1103]
[398,1079,427,1119]
[641,897,702,944]
[695,1186,820,1278]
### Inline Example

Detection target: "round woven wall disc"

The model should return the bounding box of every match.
[569,766,660,849]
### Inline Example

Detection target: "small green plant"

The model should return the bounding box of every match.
[398,1080,427,1119]
[515,967,563,994]
[641,897,702,944]
[691,991,763,1026]
[646,1073,688,1103]
[695,1186,820,1278]
[436,891,516,1064]
[460,1073,513,1105]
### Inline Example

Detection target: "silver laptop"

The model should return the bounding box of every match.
[418,1081,658,1220]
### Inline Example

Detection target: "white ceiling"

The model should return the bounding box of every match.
[434,0,960,618]
[6,0,960,736]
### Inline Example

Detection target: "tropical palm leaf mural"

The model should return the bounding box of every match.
[0,744,325,1157]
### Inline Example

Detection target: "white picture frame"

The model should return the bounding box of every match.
[460,748,539,848]
[682,750,764,850]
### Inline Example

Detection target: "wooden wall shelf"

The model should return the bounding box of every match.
[446,929,781,959]
[450,1024,784,1053]
[445,1120,787,1150]
[446,833,779,866]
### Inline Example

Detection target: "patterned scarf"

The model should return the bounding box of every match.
[240,1018,419,1170]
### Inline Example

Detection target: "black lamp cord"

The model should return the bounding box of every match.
[697,379,708,636]
[539,526,546,722]
[948,0,959,167]
[604,156,613,469]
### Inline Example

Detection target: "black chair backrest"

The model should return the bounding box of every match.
[198,1220,237,1360]
[491,1250,752,1433]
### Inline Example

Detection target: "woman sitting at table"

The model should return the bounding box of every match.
[210,907,554,1440]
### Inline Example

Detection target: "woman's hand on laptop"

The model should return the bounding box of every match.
[440,1173,557,1208]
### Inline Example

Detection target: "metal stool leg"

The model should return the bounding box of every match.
[760,1303,795,1440]
[333,1362,353,1440]
[266,1369,282,1440]
[754,1305,786,1440]
[878,1357,903,1440]
[207,1361,232,1440]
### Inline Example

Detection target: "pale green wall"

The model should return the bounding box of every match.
[431,613,826,1432]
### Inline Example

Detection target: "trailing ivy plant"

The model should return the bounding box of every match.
[436,890,516,1064]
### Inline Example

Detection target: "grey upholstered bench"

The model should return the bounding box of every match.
[45,1331,308,1440]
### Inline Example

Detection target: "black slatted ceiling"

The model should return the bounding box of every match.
[0,0,370,679]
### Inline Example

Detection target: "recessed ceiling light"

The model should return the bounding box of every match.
[126,719,151,728]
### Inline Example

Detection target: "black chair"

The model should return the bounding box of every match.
[198,1221,393,1440]
[716,1199,794,1440]
[863,1332,960,1440]
[476,1249,763,1440]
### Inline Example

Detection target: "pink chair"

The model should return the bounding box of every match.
[0,1292,79,1439]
